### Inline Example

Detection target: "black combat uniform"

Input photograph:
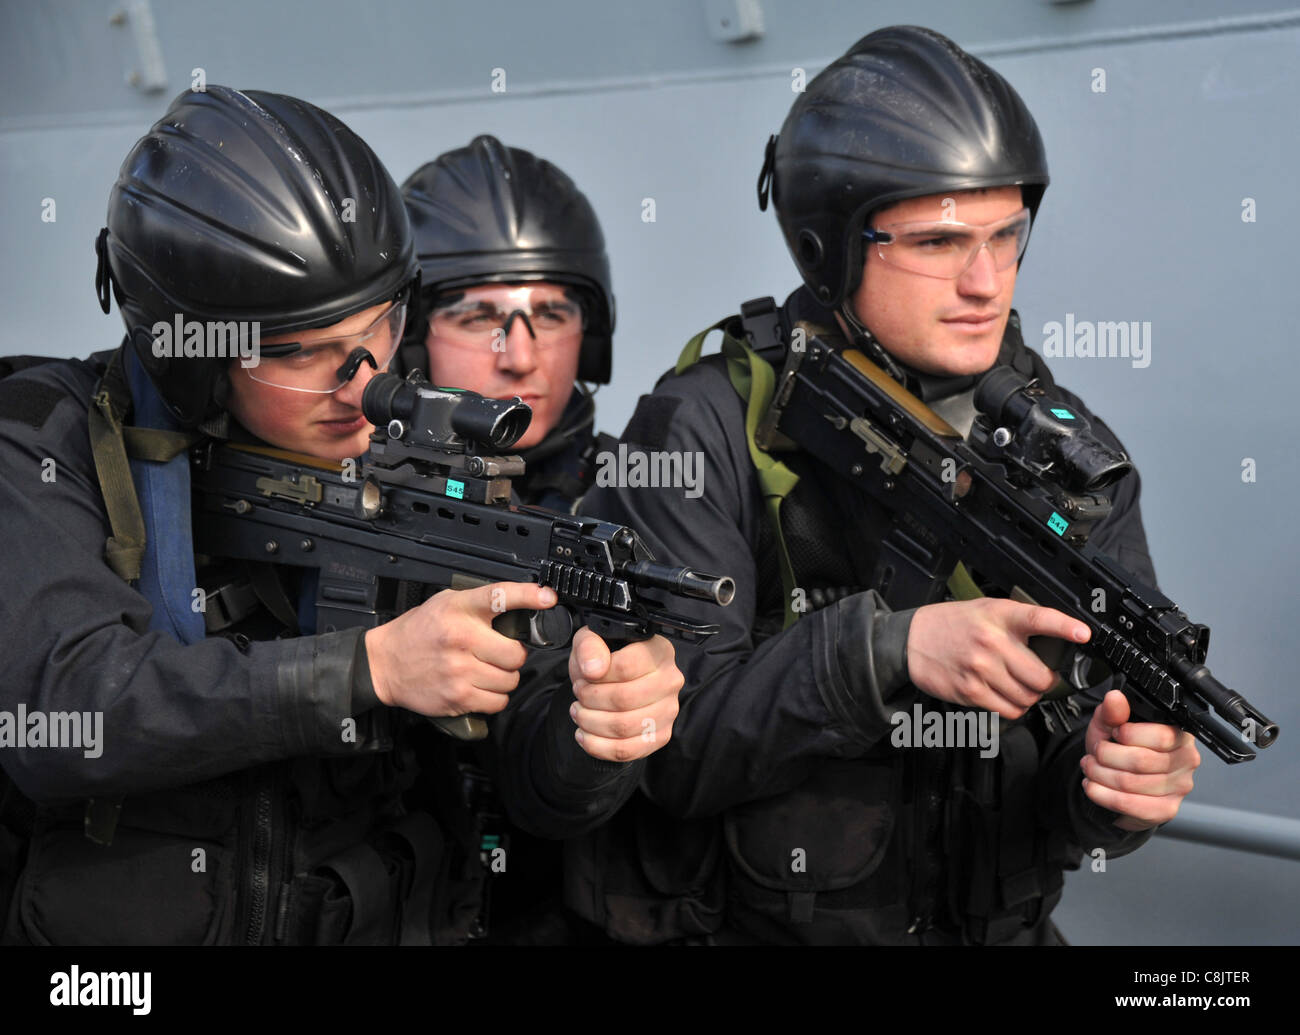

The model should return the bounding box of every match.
[561,287,1157,945]
[0,355,636,944]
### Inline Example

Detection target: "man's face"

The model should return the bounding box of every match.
[423,282,583,451]
[850,186,1025,377]
[225,301,395,462]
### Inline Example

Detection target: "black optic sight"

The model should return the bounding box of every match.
[363,372,532,451]
[974,368,1132,493]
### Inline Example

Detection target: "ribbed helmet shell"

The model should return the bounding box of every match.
[102,85,417,426]
[402,135,614,384]
[770,25,1049,308]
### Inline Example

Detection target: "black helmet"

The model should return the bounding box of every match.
[96,85,419,427]
[401,136,614,385]
[760,25,1049,311]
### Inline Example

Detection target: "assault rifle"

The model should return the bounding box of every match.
[756,321,1277,763]
[190,371,734,739]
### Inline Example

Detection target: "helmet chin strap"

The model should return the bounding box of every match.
[836,300,908,385]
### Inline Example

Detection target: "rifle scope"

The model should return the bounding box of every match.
[363,372,532,451]
[975,368,1132,493]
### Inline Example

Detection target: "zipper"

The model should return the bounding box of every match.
[244,772,276,946]
[906,747,949,940]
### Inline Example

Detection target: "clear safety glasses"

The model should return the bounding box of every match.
[427,285,584,351]
[248,300,407,393]
[862,208,1032,280]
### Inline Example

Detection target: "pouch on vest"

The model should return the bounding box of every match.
[720,757,906,943]
[564,794,725,946]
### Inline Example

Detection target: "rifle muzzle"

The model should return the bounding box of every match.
[626,561,735,606]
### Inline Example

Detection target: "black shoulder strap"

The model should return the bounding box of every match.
[736,296,789,362]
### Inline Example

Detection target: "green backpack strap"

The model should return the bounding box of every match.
[88,348,148,585]
[946,560,983,602]
[122,425,199,462]
[676,321,802,628]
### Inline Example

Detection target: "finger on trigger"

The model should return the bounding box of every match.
[474,580,557,618]
[1022,605,1090,644]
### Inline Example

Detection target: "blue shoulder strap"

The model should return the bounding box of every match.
[123,349,206,646]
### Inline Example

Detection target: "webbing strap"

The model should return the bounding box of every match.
[83,348,199,845]
[88,349,147,584]
[83,352,142,846]
[677,322,802,628]
[122,425,198,462]
[947,560,983,602]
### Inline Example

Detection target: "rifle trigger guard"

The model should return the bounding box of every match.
[528,606,575,649]
[1068,650,1092,691]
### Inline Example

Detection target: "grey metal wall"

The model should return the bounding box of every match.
[2,0,1296,943]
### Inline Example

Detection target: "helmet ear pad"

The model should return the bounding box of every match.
[837,201,879,307]
[211,365,233,416]
[569,283,613,384]
[123,319,235,428]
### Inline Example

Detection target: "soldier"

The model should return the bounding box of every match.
[567,26,1199,945]
[398,136,670,942]
[0,90,680,944]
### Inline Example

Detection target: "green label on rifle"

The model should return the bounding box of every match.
[1050,407,1075,420]
[446,479,465,500]
[1047,512,1069,536]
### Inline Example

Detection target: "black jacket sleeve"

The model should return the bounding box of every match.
[488,647,646,840]
[579,359,918,819]
[0,360,380,803]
